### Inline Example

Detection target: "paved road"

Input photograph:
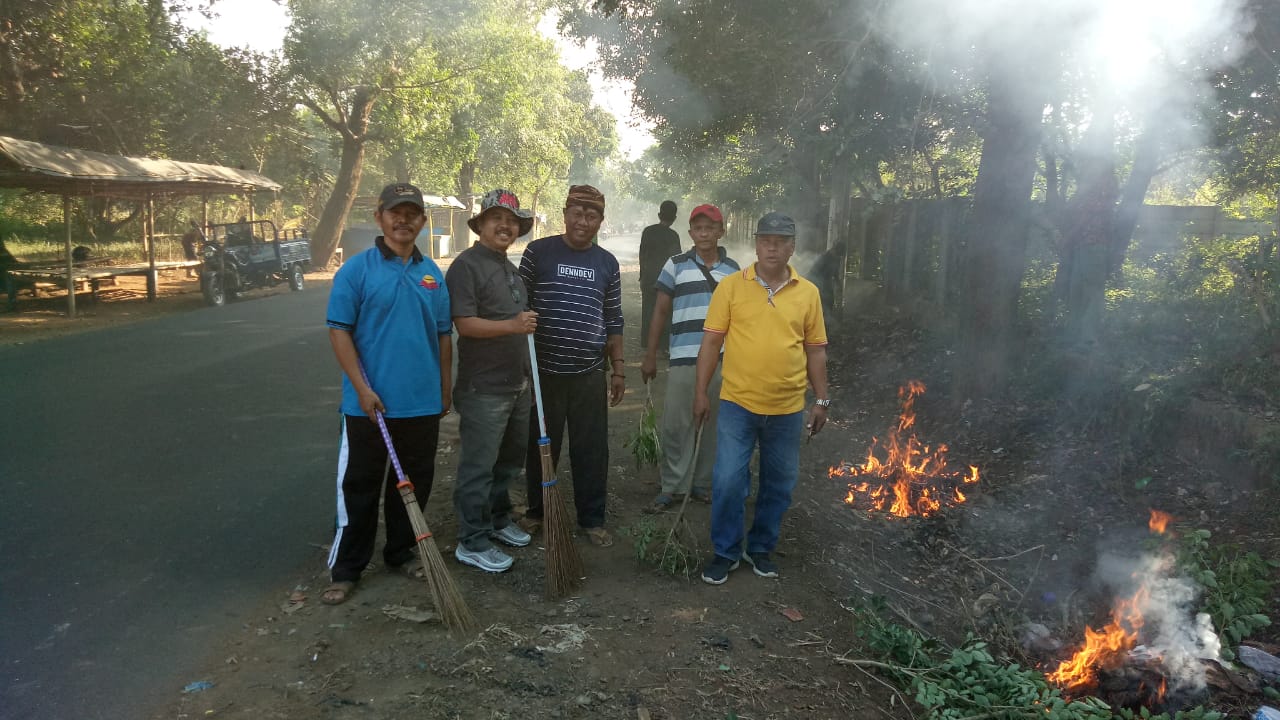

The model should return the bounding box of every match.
[0,286,338,720]
[0,232,646,720]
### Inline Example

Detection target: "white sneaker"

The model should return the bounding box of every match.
[455,545,513,573]
[491,524,532,547]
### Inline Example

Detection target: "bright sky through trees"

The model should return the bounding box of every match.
[181,0,654,158]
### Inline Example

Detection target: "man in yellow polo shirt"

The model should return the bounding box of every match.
[692,211,830,584]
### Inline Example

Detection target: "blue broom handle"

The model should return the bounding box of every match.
[357,362,407,483]
[526,334,549,440]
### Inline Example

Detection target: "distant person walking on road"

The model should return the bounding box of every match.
[693,212,830,585]
[446,189,538,574]
[640,204,740,512]
[518,184,625,548]
[322,182,453,605]
[639,200,682,350]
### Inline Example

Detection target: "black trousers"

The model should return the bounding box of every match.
[524,370,609,529]
[329,413,439,583]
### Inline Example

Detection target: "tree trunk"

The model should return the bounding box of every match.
[457,160,476,200]
[1055,114,1118,346]
[956,71,1045,399]
[1107,126,1160,277]
[311,134,367,266]
[308,88,377,267]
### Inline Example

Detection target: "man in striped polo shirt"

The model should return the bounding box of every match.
[640,203,740,512]
[518,184,624,548]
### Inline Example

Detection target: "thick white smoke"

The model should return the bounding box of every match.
[878,0,1252,144]
[1096,551,1222,693]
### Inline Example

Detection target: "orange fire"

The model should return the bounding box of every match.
[1148,509,1172,534]
[1048,585,1150,693]
[828,381,979,518]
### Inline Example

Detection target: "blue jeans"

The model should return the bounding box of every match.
[709,400,804,560]
[453,385,531,551]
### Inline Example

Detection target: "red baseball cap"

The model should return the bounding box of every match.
[689,203,723,224]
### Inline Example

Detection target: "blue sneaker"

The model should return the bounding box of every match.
[455,545,513,573]
[700,555,740,585]
[491,523,532,547]
[741,551,779,578]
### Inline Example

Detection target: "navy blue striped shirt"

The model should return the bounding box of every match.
[519,234,623,374]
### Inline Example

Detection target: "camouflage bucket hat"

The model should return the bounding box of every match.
[468,188,535,237]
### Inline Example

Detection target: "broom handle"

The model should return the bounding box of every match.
[526,335,558,489]
[526,334,549,439]
[357,362,408,484]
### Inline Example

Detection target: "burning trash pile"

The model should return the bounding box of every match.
[1044,511,1223,711]
[829,381,978,517]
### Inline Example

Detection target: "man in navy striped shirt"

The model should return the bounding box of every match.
[517,184,624,548]
[640,204,740,512]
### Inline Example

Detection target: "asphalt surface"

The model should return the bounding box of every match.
[0,231,644,720]
[0,284,338,720]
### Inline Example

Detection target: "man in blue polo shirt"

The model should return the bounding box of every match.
[321,182,453,606]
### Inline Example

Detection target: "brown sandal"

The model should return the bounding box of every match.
[321,581,355,605]
[585,527,614,548]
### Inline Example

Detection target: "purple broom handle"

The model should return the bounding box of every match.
[357,362,407,483]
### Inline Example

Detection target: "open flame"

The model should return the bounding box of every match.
[828,381,978,518]
[1046,514,1178,704]
[1148,509,1173,534]
[1047,586,1150,693]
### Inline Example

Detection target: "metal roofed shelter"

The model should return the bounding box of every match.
[0,135,282,316]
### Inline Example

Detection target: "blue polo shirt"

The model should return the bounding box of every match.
[326,237,452,418]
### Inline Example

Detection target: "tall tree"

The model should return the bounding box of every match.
[282,0,469,265]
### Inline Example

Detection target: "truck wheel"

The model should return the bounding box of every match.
[288,263,304,291]
[202,274,226,306]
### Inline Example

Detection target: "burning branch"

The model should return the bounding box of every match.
[829,381,979,518]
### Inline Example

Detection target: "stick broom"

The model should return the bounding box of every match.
[360,365,476,631]
[527,335,584,598]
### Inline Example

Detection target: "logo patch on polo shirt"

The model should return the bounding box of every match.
[557,264,595,281]
[419,274,439,290]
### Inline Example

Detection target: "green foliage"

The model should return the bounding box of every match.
[849,598,1227,720]
[627,391,661,468]
[1175,529,1275,658]
[625,515,699,578]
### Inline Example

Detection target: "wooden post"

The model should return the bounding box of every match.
[426,209,435,258]
[855,201,871,281]
[146,192,157,301]
[935,198,954,304]
[902,200,919,295]
[64,194,75,318]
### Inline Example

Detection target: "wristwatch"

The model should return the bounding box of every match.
[814,398,831,408]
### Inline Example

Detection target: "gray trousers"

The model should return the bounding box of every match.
[659,363,721,495]
[453,385,531,551]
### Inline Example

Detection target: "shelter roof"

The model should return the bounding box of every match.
[0,135,281,198]
[352,193,466,211]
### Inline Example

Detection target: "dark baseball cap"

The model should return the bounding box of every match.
[378,183,425,211]
[754,212,795,237]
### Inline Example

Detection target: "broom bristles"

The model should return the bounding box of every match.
[539,446,583,598]
[397,483,477,631]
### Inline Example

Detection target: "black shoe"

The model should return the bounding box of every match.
[700,555,740,585]
[741,551,779,578]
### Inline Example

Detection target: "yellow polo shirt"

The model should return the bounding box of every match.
[703,263,827,415]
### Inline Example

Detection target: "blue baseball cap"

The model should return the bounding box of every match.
[754,212,795,237]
